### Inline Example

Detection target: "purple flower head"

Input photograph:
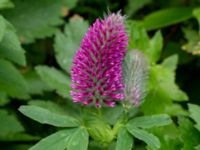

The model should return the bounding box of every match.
[70,12,128,107]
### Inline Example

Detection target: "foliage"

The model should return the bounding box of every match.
[0,0,200,150]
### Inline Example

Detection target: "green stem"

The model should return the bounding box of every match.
[122,102,130,115]
[97,107,102,117]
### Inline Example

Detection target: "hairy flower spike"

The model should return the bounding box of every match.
[70,12,128,107]
[123,50,149,107]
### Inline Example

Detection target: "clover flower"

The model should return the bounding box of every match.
[70,12,128,107]
[123,50,149,106]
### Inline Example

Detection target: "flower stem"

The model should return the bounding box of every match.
[97,107,102,117]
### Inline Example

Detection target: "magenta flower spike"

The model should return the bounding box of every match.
[70,12,128,107]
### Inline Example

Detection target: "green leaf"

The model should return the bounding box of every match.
[182,28,200,55]
[0,0,14,9]
[143,7,193,30]
[149,30,163,63]
[0,91,9,106]
[68,128,89,150]
[128,114,172,129]
[150,123,182,150]
[35,65,71,99]
[64,17,89,44]
[126,21,149,51]
[179,117,200,150]
[0,59,29,99]
[19,105,80,127]
[126,21,163,63]
[165,103,188,116]
[188,104,200,131]
[30,129,76,150]
[2,0,78,43]
[102,106,124,125]
[0,18,26,66]
[195,145,200,150]
[0,15,6,41]
[24,70,51,95]
[160,57,188,101]
[141,55,188,115]
[193,8,200,28]
[157,67,188,101]
[28,100,80,118]
[126,126,160,149]
[125,0,151,16]
[54,17,88,73]
[188,104,200,124]
[0,110,24,135]
[0,132,39,142]
[116,127,133,150]
[28,100,67,115]
[161,54,178,71]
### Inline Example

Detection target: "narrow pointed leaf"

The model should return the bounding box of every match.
[128,114,172,129]
[149,30,163,63]
[19,105,80,127]
[68,128,89,150]
[30,129,76,150]
[127,126,160,149]
[0,15,6,41]
[143,7,193,30]
[116,127,133,150]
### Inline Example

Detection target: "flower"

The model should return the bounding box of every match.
[123,50,149,106]
[70,12,128,107]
